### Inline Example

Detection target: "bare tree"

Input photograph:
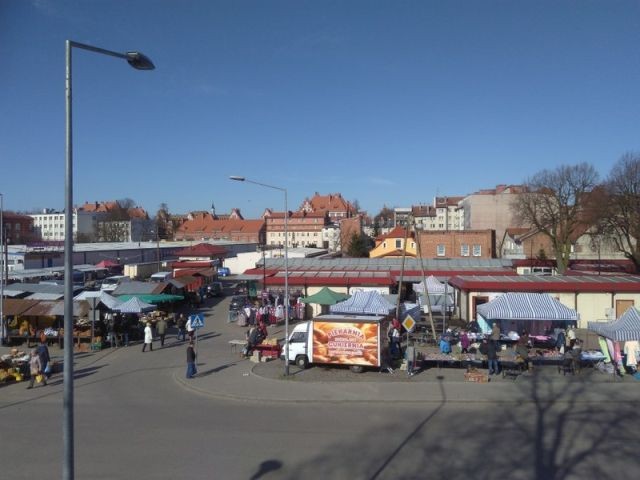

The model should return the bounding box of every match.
[511,163,599,274]
[154,203,172,240]
[601,152,640,271]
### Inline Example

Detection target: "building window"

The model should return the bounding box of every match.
[472,244,481,256]
[437,244,445,256]
[383,242,386,248]
[395,239,402,249]
[461,244,469,256]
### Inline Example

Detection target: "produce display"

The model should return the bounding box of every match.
[0,349,30,383]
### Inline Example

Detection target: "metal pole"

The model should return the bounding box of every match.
[155,229,160,272]
[284,189,289,376]
[0,193,4,345]
[63,39,75,480]
[62,40,153,480]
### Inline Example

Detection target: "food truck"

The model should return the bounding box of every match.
[282,314,389,373]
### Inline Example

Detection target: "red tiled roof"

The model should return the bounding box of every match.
[303,193,353,213]
[174,243,228,257]
[177,214,264,235]
[375,226,413,242]
[449,274,640,293]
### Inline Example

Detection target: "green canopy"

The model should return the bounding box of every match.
[299,287,350,306]
[116,294,184,304]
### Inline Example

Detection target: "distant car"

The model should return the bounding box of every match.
[217,267,231,277]
[207,282,223,297]
[229,295,247,311]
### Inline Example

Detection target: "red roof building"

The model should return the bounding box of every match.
[299,192,355,222]
[175,212,265,244]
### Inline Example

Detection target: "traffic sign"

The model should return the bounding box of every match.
[402,314,416,333]
[189,314,205,329]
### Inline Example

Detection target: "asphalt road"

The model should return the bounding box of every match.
[1,296,638,480]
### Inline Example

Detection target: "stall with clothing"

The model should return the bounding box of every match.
[588,307,640,375]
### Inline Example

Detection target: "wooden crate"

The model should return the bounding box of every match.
[464,371,488,383]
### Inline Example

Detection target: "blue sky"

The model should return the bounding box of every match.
[2,0,639,219]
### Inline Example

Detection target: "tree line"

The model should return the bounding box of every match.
[511,152,640,274]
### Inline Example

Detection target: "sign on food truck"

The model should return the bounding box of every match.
[312,321,379,367]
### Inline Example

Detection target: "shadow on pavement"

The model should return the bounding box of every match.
[196,362,237,377]
[276,368,638,480]
[249,460,283,480]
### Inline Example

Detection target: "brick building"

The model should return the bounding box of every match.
[416,229,495,259]
[265,210,328,248]
[2,212,36,244]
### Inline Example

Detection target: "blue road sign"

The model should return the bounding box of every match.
[189,314,205,329]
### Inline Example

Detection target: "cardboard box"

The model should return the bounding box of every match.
[464,371,488,383]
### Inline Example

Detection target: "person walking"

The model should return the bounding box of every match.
[27,350,47,389]
[176,314,186,341]
[36,340,51,379]
[142,322,153,352]
[156,317,168,347]
[186,342,197,378]
[186,315,195,342]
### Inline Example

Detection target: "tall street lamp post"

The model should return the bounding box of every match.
[0,192,4,345]
[151,227,161,272]
[64,40,154,480]
[230,176,290,376]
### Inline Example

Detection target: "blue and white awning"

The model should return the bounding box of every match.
[330,290,395,315]
[477,293,578,321]
[588,308,640,342]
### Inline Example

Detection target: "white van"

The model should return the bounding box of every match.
[150,271,172,282]
[100,275,131,292]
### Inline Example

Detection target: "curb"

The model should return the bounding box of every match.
[172,364,639,405]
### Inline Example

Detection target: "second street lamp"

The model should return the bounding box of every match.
[229,175,290,376]
[64,40,154,480]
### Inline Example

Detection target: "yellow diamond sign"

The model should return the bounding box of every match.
[402,314,416,333]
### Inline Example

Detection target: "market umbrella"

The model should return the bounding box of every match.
[116,294,184,304]
[299,287,350,306]
[114,296,156,314]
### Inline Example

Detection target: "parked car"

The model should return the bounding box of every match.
[207,282,223,297]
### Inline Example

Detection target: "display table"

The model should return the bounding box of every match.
[253,343,281,359]
[229,339,247,354]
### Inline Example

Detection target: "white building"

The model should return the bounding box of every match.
[30,209,101,241]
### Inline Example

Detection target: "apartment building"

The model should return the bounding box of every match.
[30,209,99,241]
[265,210,327,248]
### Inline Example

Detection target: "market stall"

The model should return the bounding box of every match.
[329,290,395,316]
[476,292,578,337]
[588,307,640,374]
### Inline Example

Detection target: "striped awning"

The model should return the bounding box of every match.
[115,297,156,314]
[330,290,394,315]
[588,308,640,342]
[477,293,578,321]
[413,276,448,294]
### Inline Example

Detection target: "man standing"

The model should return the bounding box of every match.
[142,322,153,352]
[480,338,500,376]
[186,342,197,378]
[176,314,186,341]
[156,317,168,347]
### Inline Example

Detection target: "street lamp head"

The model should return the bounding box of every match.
[229,176,246,182]
[125,51,155,70]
